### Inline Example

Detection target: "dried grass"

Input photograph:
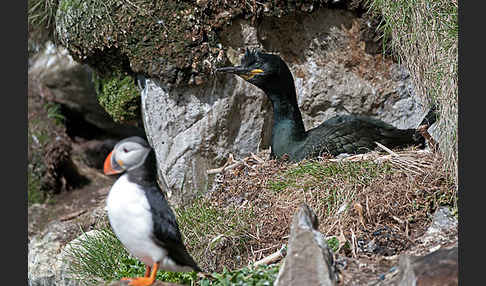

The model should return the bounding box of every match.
[179,148,455,272]
[367,0,458,190]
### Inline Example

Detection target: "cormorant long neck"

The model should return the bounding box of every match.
[261,64,307,151]
[268,89,306,137]
[259,69,307,158]
[126,150,158,187]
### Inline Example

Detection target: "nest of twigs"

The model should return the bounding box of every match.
[197,140,454,271]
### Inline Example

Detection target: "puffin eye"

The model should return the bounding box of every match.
[123,147,129,153]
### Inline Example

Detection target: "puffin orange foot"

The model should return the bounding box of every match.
[121,262,159,286]
[123,277,156,286]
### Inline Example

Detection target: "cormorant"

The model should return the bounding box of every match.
[217,49,432,162]
[104,136,201,286]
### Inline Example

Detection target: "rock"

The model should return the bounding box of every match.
[141,10,430,202]
[374,207,458,286]
[28,204,110,286]
[412,206,458,255]
[424,206,457,237]
[274,204,338,286]
[394,246,458,286]
[141,76,273,204]
[28,221,80,286]
[28,204,50,241]
[28,228,62,286]
[28,42,143,137]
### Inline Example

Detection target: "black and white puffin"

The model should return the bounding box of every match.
[103,136,201,286]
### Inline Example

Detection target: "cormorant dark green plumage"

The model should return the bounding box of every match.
[217,49,431,162]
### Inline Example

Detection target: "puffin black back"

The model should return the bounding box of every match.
[217,50,430,161]
[125,148,201,271]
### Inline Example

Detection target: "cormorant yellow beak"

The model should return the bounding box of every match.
[216,66,264,80]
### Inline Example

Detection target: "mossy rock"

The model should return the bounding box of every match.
[94,71,141,123]
[55,0,365,87]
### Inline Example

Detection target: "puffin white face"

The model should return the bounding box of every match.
[104,137,151,175]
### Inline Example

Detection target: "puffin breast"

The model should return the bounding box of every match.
[106,175,166,265]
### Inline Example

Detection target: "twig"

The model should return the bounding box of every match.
[350,229,357,258]
[59,210,87,222]
[417,124,439,151]
[253,246,286,266]
[250,152,265,164]
[206,161,243,175]
[391,215,404,224]
[374,142,399,157]
[206,152,266,175]
[353,203,366,228]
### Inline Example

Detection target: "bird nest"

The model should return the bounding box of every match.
[192,137,455,274]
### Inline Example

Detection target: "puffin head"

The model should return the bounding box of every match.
[103,136,151,175]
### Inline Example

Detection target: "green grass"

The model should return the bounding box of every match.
[175,197,256,271]
[63,227,279,286]
[28,0,59,40]
[63,228,199,286]
[45,102,65,125]
[268,160,391,193]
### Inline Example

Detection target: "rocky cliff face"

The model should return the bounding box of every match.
[53,2,430,203]
[140,10,428,204]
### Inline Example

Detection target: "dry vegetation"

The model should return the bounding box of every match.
[177,147,455,274]
[368,0,458,189]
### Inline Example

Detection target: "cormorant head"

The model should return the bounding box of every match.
[217,49,294,95]
[103,136,152,175]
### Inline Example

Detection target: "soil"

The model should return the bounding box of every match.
[28,150,116,242]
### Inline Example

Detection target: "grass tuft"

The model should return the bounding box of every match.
[63,228,198,286]
[367,0,458,191]
[175,197,256,272]
[28,0,60,47]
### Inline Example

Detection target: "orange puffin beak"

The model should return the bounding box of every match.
[103,150,124,175]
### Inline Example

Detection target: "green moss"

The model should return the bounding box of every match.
[94,71,140,123]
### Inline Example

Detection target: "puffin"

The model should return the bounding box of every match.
[217,49,434,162]
[103,136,201,286]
